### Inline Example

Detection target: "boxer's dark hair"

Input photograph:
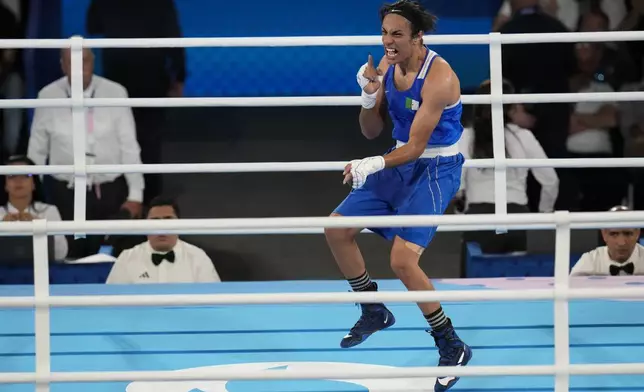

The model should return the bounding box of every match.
[380,0,438,36]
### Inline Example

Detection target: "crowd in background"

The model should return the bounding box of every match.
[0,0,641,281]
[0,0,223,284]
[458,0,644,270]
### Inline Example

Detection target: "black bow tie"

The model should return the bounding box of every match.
[609,262,634,276]
[151,251,175,266]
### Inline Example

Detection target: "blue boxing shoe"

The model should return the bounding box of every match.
[429,318,473,392]
[340,284,396,348]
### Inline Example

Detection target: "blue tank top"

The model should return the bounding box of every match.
[383,48,463,148]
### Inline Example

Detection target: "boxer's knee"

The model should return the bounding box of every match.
[324,213,361,244]
[390,237,424,276]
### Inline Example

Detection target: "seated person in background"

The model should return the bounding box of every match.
[456,79,559,254]
[570,206,643,276]
[493,0,626,32]
[0,155,67,260]
[494,0,578,32]
[27,46,145,259]
[559,32,626,212]
[106,196,220,284]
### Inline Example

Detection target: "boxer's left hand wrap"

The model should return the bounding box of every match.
[345,156,385,189]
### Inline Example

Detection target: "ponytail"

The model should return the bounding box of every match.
[471,79,515,160]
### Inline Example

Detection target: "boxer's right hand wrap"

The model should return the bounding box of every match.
[357,63,379,109]
[361,90,378,109]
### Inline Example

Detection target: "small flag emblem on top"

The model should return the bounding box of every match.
[405,97,419,111]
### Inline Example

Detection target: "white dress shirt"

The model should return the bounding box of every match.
[27,75,144,202]
[106,239,221,284]
[567,81,615,155]
[0,201,68,260]
[457,123,559,212]
[570,244,644,276]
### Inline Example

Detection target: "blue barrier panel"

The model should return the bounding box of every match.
[465,242,584,278]
[0,262,113,285]
[61,0,492,96]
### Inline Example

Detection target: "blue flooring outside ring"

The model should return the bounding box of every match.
[1,276,644,391]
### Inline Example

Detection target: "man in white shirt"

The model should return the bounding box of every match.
[571,206,644,276]
[106,196,221,284]
[27,47,144,258]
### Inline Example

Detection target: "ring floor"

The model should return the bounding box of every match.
[1,276,644,392]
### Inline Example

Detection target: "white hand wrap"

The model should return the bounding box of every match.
[349,156,385,189]
[361,90,378,109]
[356,63,372,89]
[356,62,380,109]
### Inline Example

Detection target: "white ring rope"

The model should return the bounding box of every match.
[3,363,644,384]
[2,91,644,110]
[0,286,643,309]
[1,32,643,389]
[0,29,644,48]
[0,210,642,235]
[5,157,644,178]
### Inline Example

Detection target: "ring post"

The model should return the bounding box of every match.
[553,211,571,392]
[70,35,87,240]
[489,32,508,234]
[32,219,51,392]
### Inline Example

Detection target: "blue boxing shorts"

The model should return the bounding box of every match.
[334,151,464,249]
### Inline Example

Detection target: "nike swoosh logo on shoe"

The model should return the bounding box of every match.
[438,376,455,386]
[438,351,466,386]
[457,351,465,365]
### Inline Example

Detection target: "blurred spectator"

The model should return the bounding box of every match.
[86,0,186,205]
[499,0,576,212]
[27,47,144,259]
[495,0,579,31]
[494,0,626,31]
[500,0,576,158]
[616,0,644,211]
[0,155,67,260]
[570,206,643,275]
[0,2,24,158]
[617,0,644,82]
[106,196,220,284]
[619,81,644,211]
[575,6,638,91]
[582,0,627,29]
[557,36,627,211]
[457,79,558,254]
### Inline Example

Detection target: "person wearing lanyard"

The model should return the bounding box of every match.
[27,47,145,259]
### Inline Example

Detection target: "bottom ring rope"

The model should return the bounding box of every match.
[4,363,644,383]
